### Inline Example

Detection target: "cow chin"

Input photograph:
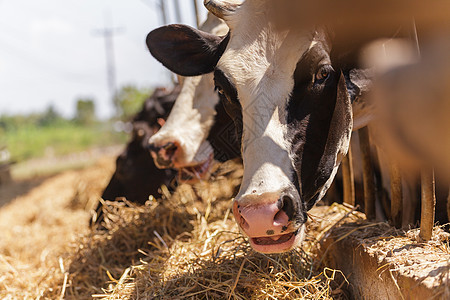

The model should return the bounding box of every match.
[247,225,306,254]
[177,153,215,183]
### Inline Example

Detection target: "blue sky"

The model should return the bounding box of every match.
[0,0,206,119]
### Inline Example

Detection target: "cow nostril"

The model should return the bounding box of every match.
[147,143,159,154]
[273,209,289,226]
[240,216,249,230]
[235,203,250,230]
[280,194,295,220]
[162,142,177,158]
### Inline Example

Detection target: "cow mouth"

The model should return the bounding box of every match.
[248,228,304,254]
[177,153,214,183]
[252,231,296,245]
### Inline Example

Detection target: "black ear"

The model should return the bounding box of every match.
[297,72,353,208]
[146,24,229,76]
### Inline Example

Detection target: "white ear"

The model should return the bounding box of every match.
[204,0,242,20]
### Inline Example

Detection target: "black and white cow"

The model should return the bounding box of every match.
[147,13,241,182]
[146,0,377,253]
[91,87,178,226]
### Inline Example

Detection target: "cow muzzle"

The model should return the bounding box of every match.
[148,141,178,169]
[232,190,306,253]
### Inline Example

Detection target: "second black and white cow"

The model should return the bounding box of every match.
[92,87,178,226]
[147,13,241,182]
[146,0,374,253]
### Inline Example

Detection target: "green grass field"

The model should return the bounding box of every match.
[3,122,127,163]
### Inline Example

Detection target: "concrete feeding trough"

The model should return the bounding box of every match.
[310,204,450,299]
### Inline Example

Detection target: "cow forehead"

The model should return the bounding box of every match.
[217,25,315,107]
[216,0,316,91]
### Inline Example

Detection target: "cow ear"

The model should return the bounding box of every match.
[300,72,353,208]
[146,24,229,76]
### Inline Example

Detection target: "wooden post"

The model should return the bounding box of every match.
[358,127,376,220]
[342,145,355,206]
[447,186,450,227]
[419,169,436,241]
[372,146,388,220]
[389,162,403,228]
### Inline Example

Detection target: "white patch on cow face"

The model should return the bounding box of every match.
[149,74,218,168]
[216,1,315,201]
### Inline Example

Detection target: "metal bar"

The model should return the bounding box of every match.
[342,145,355,206]
[389,162,403,228]
[358,127,376,220]
[419,169,435,241]
[160,0,168,25]
[173,0,182,23]
[192,0,201,28]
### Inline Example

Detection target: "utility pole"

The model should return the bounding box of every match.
[93,11,124,117]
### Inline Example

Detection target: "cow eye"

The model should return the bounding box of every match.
[215,86,225,96]
[215,86,230,102]
[315,65,333,83]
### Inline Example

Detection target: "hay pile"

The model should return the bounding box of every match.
[37,159,348,299]
[2,155,448,299]
[0,158,448,299]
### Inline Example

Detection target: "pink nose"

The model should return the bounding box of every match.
[233,197,290,237]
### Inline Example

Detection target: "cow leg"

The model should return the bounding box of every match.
[419,168,436,241]
[358,127,376,220]
[342,145,355,206]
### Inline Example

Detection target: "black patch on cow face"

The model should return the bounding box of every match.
[146,25,230,76]
[287,42,352,209]
[207,98,242,162]
[133,86,179,128]
[213,69,243,151]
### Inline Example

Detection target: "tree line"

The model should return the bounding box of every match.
[0,85,153,132]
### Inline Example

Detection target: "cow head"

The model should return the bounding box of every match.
[95,88,179,226]
[146,14,240,182]
[147,0,352,253]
